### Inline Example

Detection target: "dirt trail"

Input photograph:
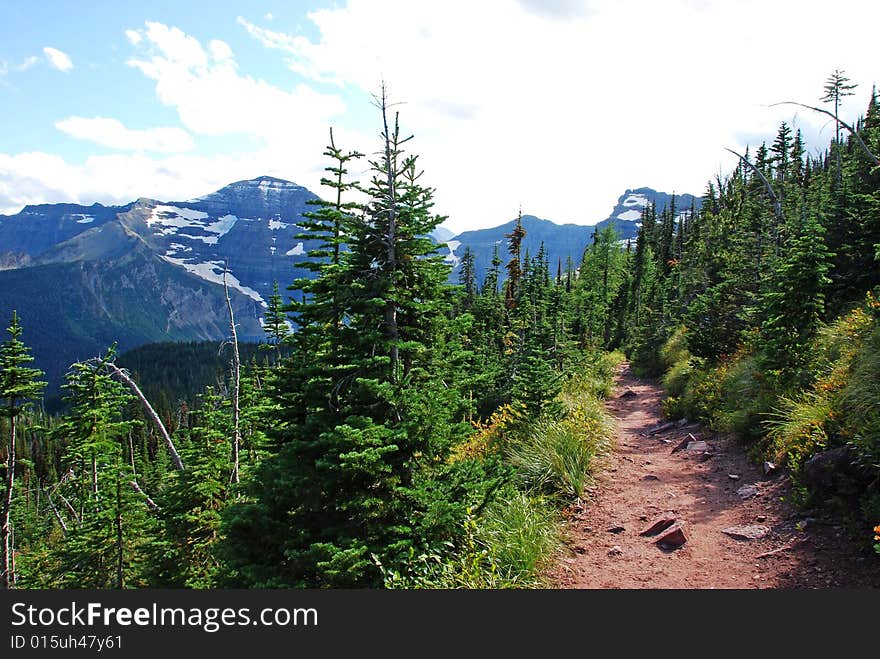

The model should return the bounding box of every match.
[550,362,880,589]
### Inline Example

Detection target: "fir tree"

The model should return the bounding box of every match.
[0,312,45,588]
[262,281,290,365]
[223,89,467,587]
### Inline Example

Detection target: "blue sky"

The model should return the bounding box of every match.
[1,0,878,233]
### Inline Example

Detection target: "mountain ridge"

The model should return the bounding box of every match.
[0,177,700,402]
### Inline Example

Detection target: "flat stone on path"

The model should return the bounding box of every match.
[655,524,688,550]
[737,484,759,499]
[722,525,771,541]
[685,440,708,452]
[640,514,677,537]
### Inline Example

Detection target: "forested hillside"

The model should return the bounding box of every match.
[620,73,880,547]
[0,73,878,590]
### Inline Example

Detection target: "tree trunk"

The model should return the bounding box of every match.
[380,87,400,381]
[1,412,16,589]
[105,363,184,471]
[223,266,241,484]
[44,486,68,533]
[115,472,124,589]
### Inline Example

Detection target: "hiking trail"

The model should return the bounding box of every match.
[550,361,880,589]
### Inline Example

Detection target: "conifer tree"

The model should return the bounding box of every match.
[223,89,467,587]
[50,350,155,588]
[0,312,45,588]
[504,212,526,309]
[458,246,477,310]
[822,69,857,179]
[758,197,832,386]
[262,281,290,365]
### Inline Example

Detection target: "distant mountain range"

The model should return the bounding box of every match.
[0,177,699,402]
[441,188,702,286]
[0,176,322,401]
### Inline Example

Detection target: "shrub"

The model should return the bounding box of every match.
[765,390,834,470]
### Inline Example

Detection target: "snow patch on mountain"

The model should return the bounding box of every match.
[209,214,238,237]
[145,206,240,245]
[147,205,209,229]
[444,239,461,267]
[616,209,643,222]
[622,194,649,208]
[70,214,95,224]
[161,255,265,306]
[286,242,305,256]
[268,219,289,231]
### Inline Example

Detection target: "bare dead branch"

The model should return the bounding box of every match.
[223,264,241,485]
[104,362,184,471]
[43,487,68,533]
[129,480,160,512]
[770,101,879,166]
[724,147,782,224]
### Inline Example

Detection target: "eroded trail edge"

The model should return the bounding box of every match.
[550,362,880,589]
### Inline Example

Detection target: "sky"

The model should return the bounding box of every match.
[0,0,877,234]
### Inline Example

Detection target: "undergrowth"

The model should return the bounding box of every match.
[384,350,621,588]
[646,293,880,549]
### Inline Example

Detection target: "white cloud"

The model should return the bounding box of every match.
[209,39,233,62]
[55,116,195,153]
[43,46,73,72]
[5,4,879,237]
[17,56,40,72]
[0,149,291,215]
[237,0,880,233]
[126,22,345,143]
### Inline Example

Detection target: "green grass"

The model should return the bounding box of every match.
[477,491,561,584]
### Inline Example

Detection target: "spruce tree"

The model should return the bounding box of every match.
[223,89,466,587]
[0,312,45,588]
[50,350,155,588]
[262,281,290,365]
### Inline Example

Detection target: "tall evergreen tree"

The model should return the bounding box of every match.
[822,69,857,179]
[262,281,290,365]
[504,212,526,309]
[223,89,468,587]
[0,312,45,588]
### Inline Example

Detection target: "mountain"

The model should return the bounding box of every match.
[0,176,323,403]
[443,215,593,286]
[0,178,700,403]
[442,188,703,286]
[593,187,703,240]
[430,225,456,243]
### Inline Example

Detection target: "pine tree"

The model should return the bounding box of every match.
[504,212,526,309]
[50,349,155,588]
[482,244,503,297]
[0,312,45,588]
[223,89,466,587]
[822,69,857,181]
[262,281,290,365]
[458,246,477,310]
[758,202,832,386]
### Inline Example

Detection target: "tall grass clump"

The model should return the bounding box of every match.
[476,491,561,583]
[507,418,600,498]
